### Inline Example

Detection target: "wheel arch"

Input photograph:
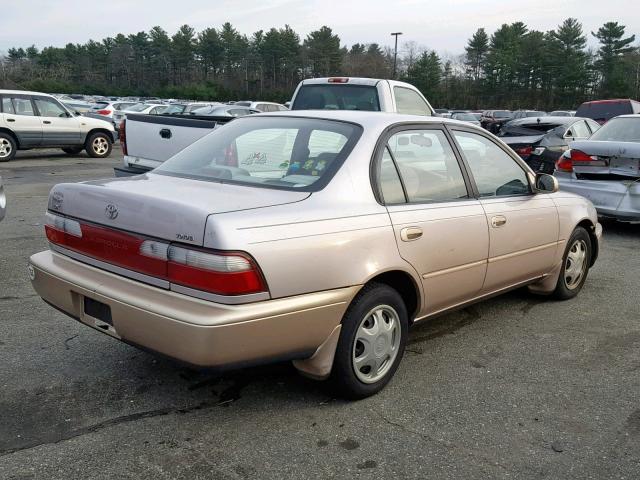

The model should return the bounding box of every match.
[0,128,20,148]
[361,269,421,322]
[84,128,115,144]
[576,218,599,266]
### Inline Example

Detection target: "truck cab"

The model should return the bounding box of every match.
[290,77,434,116]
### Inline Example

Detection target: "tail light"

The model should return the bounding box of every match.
[556,149,597,173]
[514,146,532,157]
[119,119,127,155]
[96,109,112,115]
[45,212,267,296]
[328,77,349,83]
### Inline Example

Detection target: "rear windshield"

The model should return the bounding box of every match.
[162,104,186,114]
[494,110,511,118]
[499,122,563,137]
[576,102,633,122]
[292,84,380,111]
[126,103,149,112]
[155,117,362,191]
[588,117,640,142]
[453,113,477,121]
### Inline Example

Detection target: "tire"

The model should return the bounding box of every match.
[0,133,17,162]
[62,146,83,155]
[553,226,591,300]
[330,283,408,399]
[85,132,112,158]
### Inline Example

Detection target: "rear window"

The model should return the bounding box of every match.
[499,122,563,137]
[292,84,380,111]
[155,117,362,191]
[576,101,634,122]
[126,103,148,112]
[588,117,640,142]
[161,104,186,114]
[494,110,512,118]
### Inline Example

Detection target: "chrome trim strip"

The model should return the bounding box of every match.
[170,284,271,305]
[50,244,170,289]
[487,241,560,264]
[422,259,487,279]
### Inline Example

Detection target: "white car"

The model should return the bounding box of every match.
[112,103,167,126]
[0,89,116,161]
[90,101,138,120]
[234,101,288,112]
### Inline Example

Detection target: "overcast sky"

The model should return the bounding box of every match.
[1,0,638,55]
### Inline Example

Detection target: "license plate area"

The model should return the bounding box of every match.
[83,297,119,337]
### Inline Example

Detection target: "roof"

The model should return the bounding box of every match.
[581,99,640,105]
[0,89,54,97]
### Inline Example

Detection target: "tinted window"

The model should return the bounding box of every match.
[387,129,467,203]
[12,97,35,116]
[155,117,361,191]
[34,98,67,117]
[494,110,511,118]
[576,101,633,122]
[569,120,590,139]
[377,147,405,204]
[292,84,380,111]
[394,87,432,116]
[453,130,530,197]
[589,117,640,142]
[2,97,15,114]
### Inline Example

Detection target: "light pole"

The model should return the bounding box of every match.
[391,32,403,79]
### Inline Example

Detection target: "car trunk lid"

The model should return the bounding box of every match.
[570,140,640,180]
[48,173,310,246]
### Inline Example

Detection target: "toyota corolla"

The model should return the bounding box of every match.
[29,111,602,398]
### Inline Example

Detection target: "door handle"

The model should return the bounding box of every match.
[491,215,507,227]
[43,120,51,124]
[6,118,15,122]
[400,226,423,241]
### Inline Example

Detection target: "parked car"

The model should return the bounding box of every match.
[234,101,287,112]
[575,99,640,125]
[434,108,451,118]
[30,110,601,399]
[480,110,512,133]
[0,89,116,161]
[511,110,547,120]
[90,101,137,120]
[61,99,94,114]
[0,176,5,221]
[556,114,640,221]
[450,112,481,126]
[162,102,222,115]
[498,116,601,173]
[549,110,576,117]
[290,77,435,116]
[189,105,258,117]
[112,103,167,126]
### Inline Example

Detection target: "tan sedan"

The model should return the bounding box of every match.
[29,111,602,398]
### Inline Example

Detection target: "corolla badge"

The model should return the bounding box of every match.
[51,191,64,210]
[105,204,119,220]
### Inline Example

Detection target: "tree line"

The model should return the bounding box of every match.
[1,19,638,110]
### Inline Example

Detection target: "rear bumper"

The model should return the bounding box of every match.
[556,174,640,221]
[29,250,357,368]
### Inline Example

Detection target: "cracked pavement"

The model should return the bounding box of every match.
[1,149,639,479]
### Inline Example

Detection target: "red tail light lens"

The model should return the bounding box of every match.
[555,149,597,173]
[119,119,127,155]
[45,212,267,296]
[96,109,112,115]
[328,77,349,83]
[514,146,532,157]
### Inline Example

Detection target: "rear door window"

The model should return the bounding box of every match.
[11,97,35,116]
[292,84,380,111]
[394,87,432,116]
[569,120,591,139]
[1,97,15,114]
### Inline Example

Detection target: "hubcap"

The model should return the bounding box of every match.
[564,239,588,290]
[92,137,108,155]
[352,305,401,384]
[0,139,12,158]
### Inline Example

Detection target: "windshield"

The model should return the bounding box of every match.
[453,113,477,121]
[155,117,362,191]
[588,117,640,142]
[525,111,546,117]
[126,103,149,112]
[494,110,511,118]
[292,84,380,111]
[162,104,186,114]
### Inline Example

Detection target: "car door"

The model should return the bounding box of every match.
[2,95,42,146]
[375,126,489,316]
[450,128,559,293]
[33,96,81,146]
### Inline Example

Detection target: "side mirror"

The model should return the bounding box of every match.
[534,173,558,193]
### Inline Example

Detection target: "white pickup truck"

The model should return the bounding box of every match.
[115,77,434,176]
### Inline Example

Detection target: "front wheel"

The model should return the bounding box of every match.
[330,283,408,399]
[0,133,17,162]
[85,132,112,158]
[553,226,591,300]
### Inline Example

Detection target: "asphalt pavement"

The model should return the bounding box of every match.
[0,148,639,479]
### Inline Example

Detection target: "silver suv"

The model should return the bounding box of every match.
[0,90,116,161]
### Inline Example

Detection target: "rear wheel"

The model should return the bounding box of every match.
[85,132,112,158]
[0,133,17,162]
[553,226,591,300]
[330,283,408,399]
[62,146,83,155]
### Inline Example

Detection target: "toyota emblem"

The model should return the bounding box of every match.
[105,204,119,220]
